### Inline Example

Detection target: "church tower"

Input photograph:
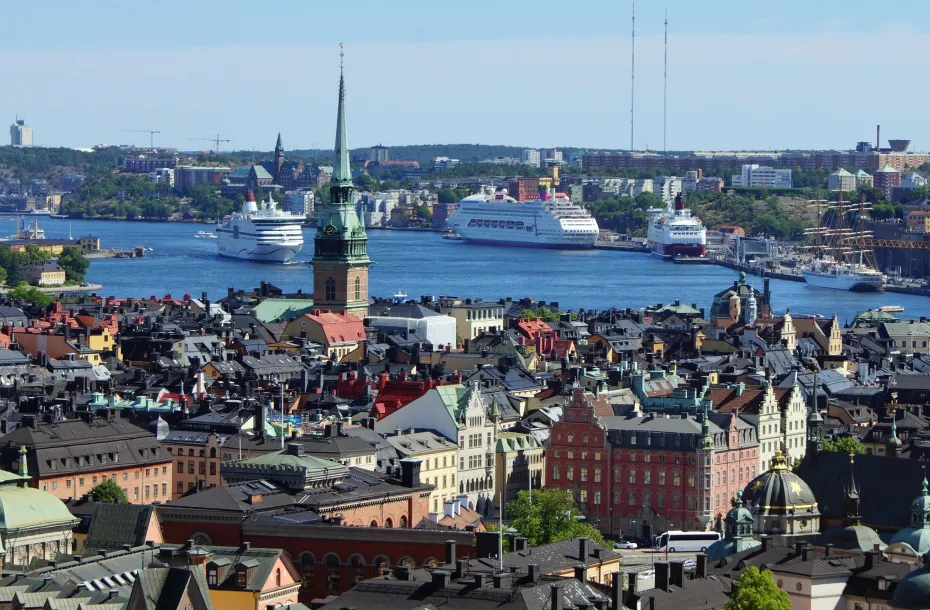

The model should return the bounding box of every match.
[273,132,284,183]
[312,44,371,318]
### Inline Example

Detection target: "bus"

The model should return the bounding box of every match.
[653,530,721,553]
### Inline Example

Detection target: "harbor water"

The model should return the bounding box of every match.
[21,218,930,321]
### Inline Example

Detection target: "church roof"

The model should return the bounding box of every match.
[743,451,819,517]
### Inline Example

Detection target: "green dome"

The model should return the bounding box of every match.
[891,528,930,556]
[892,560,930,610]
[823,524,886,552]
[0,486,78,531]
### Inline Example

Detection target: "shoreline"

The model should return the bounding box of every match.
[0,283,103,294]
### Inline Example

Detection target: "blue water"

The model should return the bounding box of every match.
[19,217,929,321]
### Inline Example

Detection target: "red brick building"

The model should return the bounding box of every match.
[507,178,541,202]
[546,389,759,540]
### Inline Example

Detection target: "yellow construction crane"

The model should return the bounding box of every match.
[122,129,161,148]
[190,134,231,154]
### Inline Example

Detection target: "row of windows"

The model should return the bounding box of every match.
[178,460,217,476]
[554,447,697,466]
[323,277,363,301]
[168,447,218,458]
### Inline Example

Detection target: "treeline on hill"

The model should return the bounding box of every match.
[0,147,122,180]
[0,244,89,286]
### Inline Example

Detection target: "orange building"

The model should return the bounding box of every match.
[0,413,173,504]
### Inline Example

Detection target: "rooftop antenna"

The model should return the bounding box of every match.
[663,9,667,154]
[630,2,635,152]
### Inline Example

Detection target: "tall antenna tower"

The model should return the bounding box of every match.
[630,2,635,152]
[663,9,668,154]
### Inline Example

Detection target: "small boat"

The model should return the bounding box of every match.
[392,290,408,303]
[878,305,904,313]
[195,230,217,239]
[442,232,463,241]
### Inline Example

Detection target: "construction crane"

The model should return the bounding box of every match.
[190,134,231,155]
[122,129,161,149]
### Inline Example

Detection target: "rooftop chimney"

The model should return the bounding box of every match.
[696,553,707,579]
[550,584,564,610]
[445,540,457,564]
[655,561,670,592]
[578,537,591,561]
[669,561,685,588]
[399,458,422,488]
[574,565,586,583]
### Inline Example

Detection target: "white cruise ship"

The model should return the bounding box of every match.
[646,193,706,258]
[216,191,304,263]
[801,259,884,292]
[447,188,599,249]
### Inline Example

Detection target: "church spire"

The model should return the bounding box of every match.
[332,42,352,188]
[844,452,862,525]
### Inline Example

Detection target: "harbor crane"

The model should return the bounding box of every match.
[190,134,231,154]
[122,129,161,148]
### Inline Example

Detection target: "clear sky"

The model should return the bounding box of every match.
[2,0,927,152]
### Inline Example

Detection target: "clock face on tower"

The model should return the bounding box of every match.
[325,225,337,236]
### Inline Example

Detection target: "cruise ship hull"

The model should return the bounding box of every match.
[802,269,883,292]
[460,237,594,249]
[217,242,303,263]
[649,242,706,258]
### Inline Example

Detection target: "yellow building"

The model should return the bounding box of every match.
[385,430,458,514]
[440,299,504,341]
[21,262,66,286]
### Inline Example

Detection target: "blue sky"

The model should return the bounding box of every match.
[2,0,927,152]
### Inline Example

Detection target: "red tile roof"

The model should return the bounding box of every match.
[302,310,366,345]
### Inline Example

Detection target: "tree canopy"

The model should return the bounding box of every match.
[6,282,52,307]
[57,247,90,284]
[723,566,790,610]
[89,478,128,503]
[505,488,605,547]
[822,436,866,455]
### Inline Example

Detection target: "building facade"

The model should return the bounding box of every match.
[547,388,759,538]
[10,119,32,146]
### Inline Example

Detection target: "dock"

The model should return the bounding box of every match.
[715,259,806,283]
[594,241,651,253]
[86,246,147,259]
[673,256,712,265]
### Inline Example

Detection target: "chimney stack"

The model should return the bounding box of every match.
[655,561,670,592]
[550,584,564,610]
[445,540,456,564]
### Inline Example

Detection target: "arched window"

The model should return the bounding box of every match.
[354,276,361,301]
[325,277,336,301]
[399,515,408,529]
[299,553,316,590]
[369,519,379,527]
[199,449,205,457]
[349,554,366,585]
[188,449,194,456]
[384,518,393,528]
[190,532,212,545]
[373,555,390,576]
[325,554,340,593]
[423,557,439,568]
[209,447,216,458]
[398,556,416,570]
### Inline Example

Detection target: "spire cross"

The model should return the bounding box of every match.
[339,42,344,73]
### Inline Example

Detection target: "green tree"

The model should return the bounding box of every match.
[822,436,866,455]
[23,244,50,265]
[437,188,458,204]
[89,478,128,503]
[723,566,790,610]
[506,488,605,547]
[6,282,52,307]
[56,246,90,284]
[519,306,561,322]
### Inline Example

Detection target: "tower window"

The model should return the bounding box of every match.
[354,277,361,301]
[325,277,336,301]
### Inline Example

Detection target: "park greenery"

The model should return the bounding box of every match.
[504,488,606,547]
[723,566,791,610]
[88,478,128,503]
[6,283,52,307]
[0,244,89,287]
[518,306,563,322]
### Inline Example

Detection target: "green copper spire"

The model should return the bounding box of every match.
[17,445,27,478]
[699,404,713,450]
[332,42,352,187]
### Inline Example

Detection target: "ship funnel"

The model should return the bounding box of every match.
[674,192,685,211]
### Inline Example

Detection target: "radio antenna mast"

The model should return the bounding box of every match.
[630,2,635,152]
[663,9,668,154]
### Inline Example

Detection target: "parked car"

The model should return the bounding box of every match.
[614,539,638,550]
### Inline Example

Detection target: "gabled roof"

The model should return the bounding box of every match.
[84,504,158,553]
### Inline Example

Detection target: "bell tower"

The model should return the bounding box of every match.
[312,44,371,318]
[273,132,284,183]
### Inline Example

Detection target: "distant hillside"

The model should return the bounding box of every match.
[280,144,611,166]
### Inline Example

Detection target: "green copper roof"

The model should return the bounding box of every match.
[252,298,316,323]
[855,169,871,177]
[332,47,352,186]
[0,469,28,487]
[875,164,900,174]
[239,449,341,472]
[0,486,78,532]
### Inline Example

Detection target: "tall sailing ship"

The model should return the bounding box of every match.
[801,197,884,292]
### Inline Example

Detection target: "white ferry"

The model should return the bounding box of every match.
[447,188,598,249]
[216,191,304,263]
[801,260,884,292]
[646,193,706,258]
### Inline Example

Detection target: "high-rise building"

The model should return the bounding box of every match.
[10,119,33,147]
[369,145,389,162]
[312,48,372,319]
[520,149,540,168]
[545,148,563,163]
[873,165,901,200]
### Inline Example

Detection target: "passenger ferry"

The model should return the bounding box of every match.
[646,192,706,258]
[447,187,599,249]
[216,191,304,263]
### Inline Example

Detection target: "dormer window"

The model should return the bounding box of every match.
[237,569,248,588]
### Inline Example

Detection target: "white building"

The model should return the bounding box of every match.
[902,172,928,189]
[520,149,541,168]
[683,170,700,194]
[375,384,498,516]
[366,301,457,349]
[284,190,313,217]
[827,168,856,192]
[655,176,683,204]
[434,157,460,169]
[10,119,32,147]
[732,164,792,188]
[149,168,174,187]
